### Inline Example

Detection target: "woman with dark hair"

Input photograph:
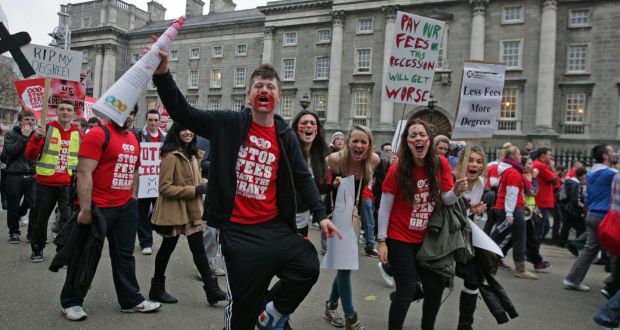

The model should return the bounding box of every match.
[323,125,380,329]
[376,118,467,330]
[290,110,329,236]
[148,123,227,306]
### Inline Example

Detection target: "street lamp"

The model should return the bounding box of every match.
[50,10,71,49]
[300,92,310,110]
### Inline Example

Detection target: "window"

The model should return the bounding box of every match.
[567,44,588,73]
[569,9,591,27]
[351,90,370,126]
[146,97,157,110]
[190,48,200,59]
[232,97,245,111]
[318,29,331,43]
[355,48,372,73]
[187,97,197,107]
[235,44,247,56]
[211,68,222,88]
[502,6,523,24]
[282,59,296,81]
[234,67,246,87]
[188,70,199,89]
[82,51,88,63]
[170,49,178,61]
[315,57,329,80]
[436,25,449,69]
[564,93,586,134]
[279,94,293,119]
[283,32,297,46]
[498,88,519,131]
[212,45,223,58]
[81,17,91,28]
[500,40,522,69]
[312,92,328,121]
[208,96,221,109]
[357,18,374,34]
[131,53,139,64]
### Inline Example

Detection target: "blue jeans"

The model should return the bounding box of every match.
[536,208,552,245]
[61,199,145,309]
[360,198,376,250]
[594,289,620,327]
[328,270,354,316]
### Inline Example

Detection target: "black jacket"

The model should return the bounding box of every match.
[558,178,584,217]
[3,125,36,175]
[49,205,106,298]
[153,72,327,231]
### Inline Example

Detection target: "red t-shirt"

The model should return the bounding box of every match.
[78,123,140,208]
[147,130,162,143]
[361,185,374,201]
[383,157,454,243]
[231,122,280,224]
[533,159,557,208]
[25,121,82,186]
[496,166,525,211]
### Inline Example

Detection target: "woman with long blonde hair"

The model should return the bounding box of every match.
[323,125,380,330]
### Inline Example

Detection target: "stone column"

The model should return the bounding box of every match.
[534,0,557,132]
[379,5,398,131]
[262,26,274,65]
[100,44,117,94]
[92,45,104,98]
[616,84,620,138]
[326,11,345,130]
[469,0,488,60]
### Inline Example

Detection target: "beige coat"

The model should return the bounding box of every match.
[151,149,206,227]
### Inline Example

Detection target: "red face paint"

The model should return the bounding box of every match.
[253,93,275,111]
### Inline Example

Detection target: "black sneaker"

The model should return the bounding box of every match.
[8,234,19,244]
[31,250,43,263]
[365,248,378,258]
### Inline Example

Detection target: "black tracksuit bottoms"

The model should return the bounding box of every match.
[220,217,319,330]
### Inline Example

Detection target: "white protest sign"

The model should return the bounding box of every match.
[470,218,504,257]
[138,142,162,199]
[321,175,358,270]
[20,44,82,81]
[452,61,506,140]
[383,12,444,105]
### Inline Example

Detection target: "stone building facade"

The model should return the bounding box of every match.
[57,0,620,150]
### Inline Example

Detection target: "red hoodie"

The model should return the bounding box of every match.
[533,159,557,208]
[25,121,83,186]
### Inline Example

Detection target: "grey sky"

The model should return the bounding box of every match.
[0,0,269,47]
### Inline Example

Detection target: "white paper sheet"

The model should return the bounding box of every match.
[321,175,359,270]
[470,218,504,257]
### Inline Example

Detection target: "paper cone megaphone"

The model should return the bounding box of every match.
[92,16,185,126]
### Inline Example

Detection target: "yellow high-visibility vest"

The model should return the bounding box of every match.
[36,126,80,176]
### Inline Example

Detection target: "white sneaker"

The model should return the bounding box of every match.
[141,247,153,255]
[377,262,394,287]
[20,215,29,226]
[63,306,87,321]
[210,260,226,276]
[562,278,590,291]
[121,300,162,313]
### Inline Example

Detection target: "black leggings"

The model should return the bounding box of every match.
[154,231,213,283]
[387,238,445,330]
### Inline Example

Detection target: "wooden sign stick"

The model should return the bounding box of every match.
[39,77,51,124]
[459,142,472,180]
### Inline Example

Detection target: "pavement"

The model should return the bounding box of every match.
[0,214,611,329]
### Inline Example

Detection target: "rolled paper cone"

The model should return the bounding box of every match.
[92,16,186,126]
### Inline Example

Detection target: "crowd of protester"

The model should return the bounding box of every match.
[1,58,618,330]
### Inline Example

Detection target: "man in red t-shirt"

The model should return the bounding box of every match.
[59,107,161,321]
[154,57,340,330]
[25,100,82,263]
[533,147,558,246]
[134,109,166,255]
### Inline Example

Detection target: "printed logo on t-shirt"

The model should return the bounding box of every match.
[235,134,277,200]
[112,144,138,190]
[409,178,433,231]
[56,139,70,173]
